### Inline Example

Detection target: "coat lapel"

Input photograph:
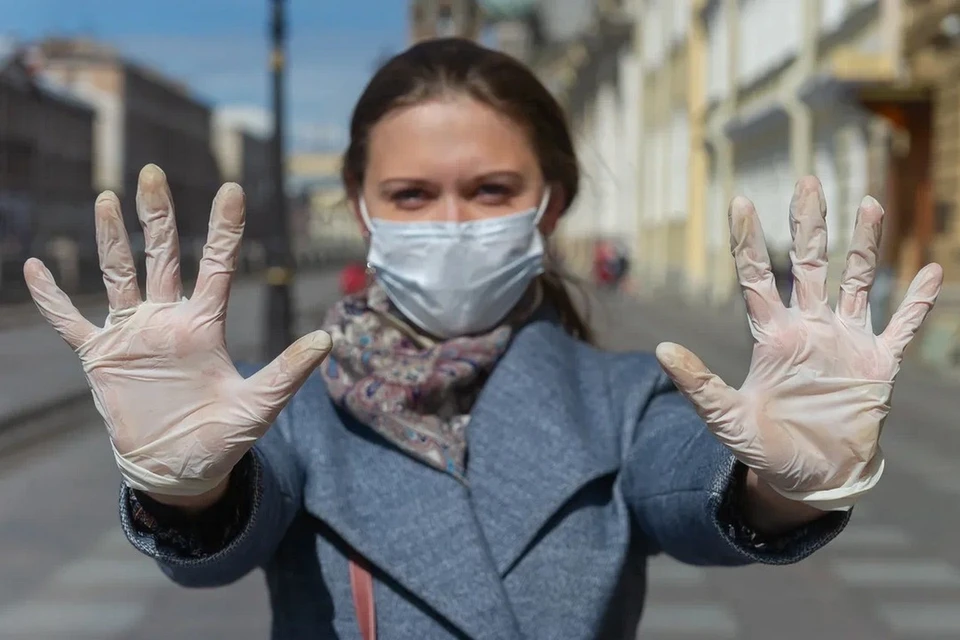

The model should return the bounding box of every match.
[301,397,522,640]
[467,319,622,576]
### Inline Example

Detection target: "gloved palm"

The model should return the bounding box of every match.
[656,177,942,511]
[24,165,331,497]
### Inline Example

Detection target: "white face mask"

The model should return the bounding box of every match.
[360,189,551,339]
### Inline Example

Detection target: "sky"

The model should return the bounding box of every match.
[0,0,410,152]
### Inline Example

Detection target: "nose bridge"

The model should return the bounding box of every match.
[440,192,470,222]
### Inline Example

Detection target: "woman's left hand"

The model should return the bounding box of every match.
[656,176,942,512]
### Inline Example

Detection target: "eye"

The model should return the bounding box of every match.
[475,183,513,204]
[390,188,429,208]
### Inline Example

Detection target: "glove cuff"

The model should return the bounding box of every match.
[767,453,885,512]
[112,443,230,497]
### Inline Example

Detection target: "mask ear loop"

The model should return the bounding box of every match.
[358,196,375,234]
[534,186,552,226]
[532,186,553,304]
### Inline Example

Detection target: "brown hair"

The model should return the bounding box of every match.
[342,37,592,343]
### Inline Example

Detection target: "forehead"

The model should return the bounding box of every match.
[366,97,539,179]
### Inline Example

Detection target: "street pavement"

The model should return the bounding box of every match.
[0,270,344,640]
[596,291,960,640]
[0,287,959,638]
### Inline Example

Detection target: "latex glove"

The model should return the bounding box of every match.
[656,176,942,512]
[24,165,332,497]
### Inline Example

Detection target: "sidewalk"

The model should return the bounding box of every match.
[0,270,342,431]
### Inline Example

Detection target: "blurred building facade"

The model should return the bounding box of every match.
[211,107,275,271]
[561,5,638,278]
[0,45,95,297]
[679,0,960,367]
[287,152,364,265]
[481,0,597,64]
[480,0,960,370]
[694,0,890,309]
[35,38,222,279]
[410,0,483,42]
[890,0,960,367]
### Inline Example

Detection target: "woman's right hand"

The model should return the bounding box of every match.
[23,165,332,504]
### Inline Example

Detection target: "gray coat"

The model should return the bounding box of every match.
[120,315,848,639]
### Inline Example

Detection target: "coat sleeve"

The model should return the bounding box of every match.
[118,367,305,587]
[619,366,850,566]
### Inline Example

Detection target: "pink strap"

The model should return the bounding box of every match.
[349,555,376,640]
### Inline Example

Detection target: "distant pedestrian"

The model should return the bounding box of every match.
[339,261,368,296]
[594,240,630,290]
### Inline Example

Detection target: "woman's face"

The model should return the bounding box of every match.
[354,96,564,232]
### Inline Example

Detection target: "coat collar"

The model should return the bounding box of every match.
[299,317,620,638]
[467,318,621,574]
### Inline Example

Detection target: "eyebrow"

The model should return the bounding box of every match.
[472,170,524,182]
[377,171,525,191]
[377,179,432,193]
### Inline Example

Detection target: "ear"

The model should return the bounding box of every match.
[346,186,370,239]
[538,182,567,236]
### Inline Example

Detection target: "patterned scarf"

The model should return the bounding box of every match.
[320,281,541,481]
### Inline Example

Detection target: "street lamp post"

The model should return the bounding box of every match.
[264,0,295,361]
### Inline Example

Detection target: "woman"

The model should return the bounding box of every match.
[24,38,941,639]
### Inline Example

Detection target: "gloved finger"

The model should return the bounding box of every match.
[241,331,333,427]
[788,176,829,312]
[136,164,183,303]
[880,262,943,361]
[95,191,142,315]
[655,342,738,427]
[837,196,883,327]
[24,258,97,350]
[728,196,785,338]
[193,183,245,318]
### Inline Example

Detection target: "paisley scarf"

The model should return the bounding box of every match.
[320,281,541,481]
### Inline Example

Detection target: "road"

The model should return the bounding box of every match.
[0,287,959,639]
